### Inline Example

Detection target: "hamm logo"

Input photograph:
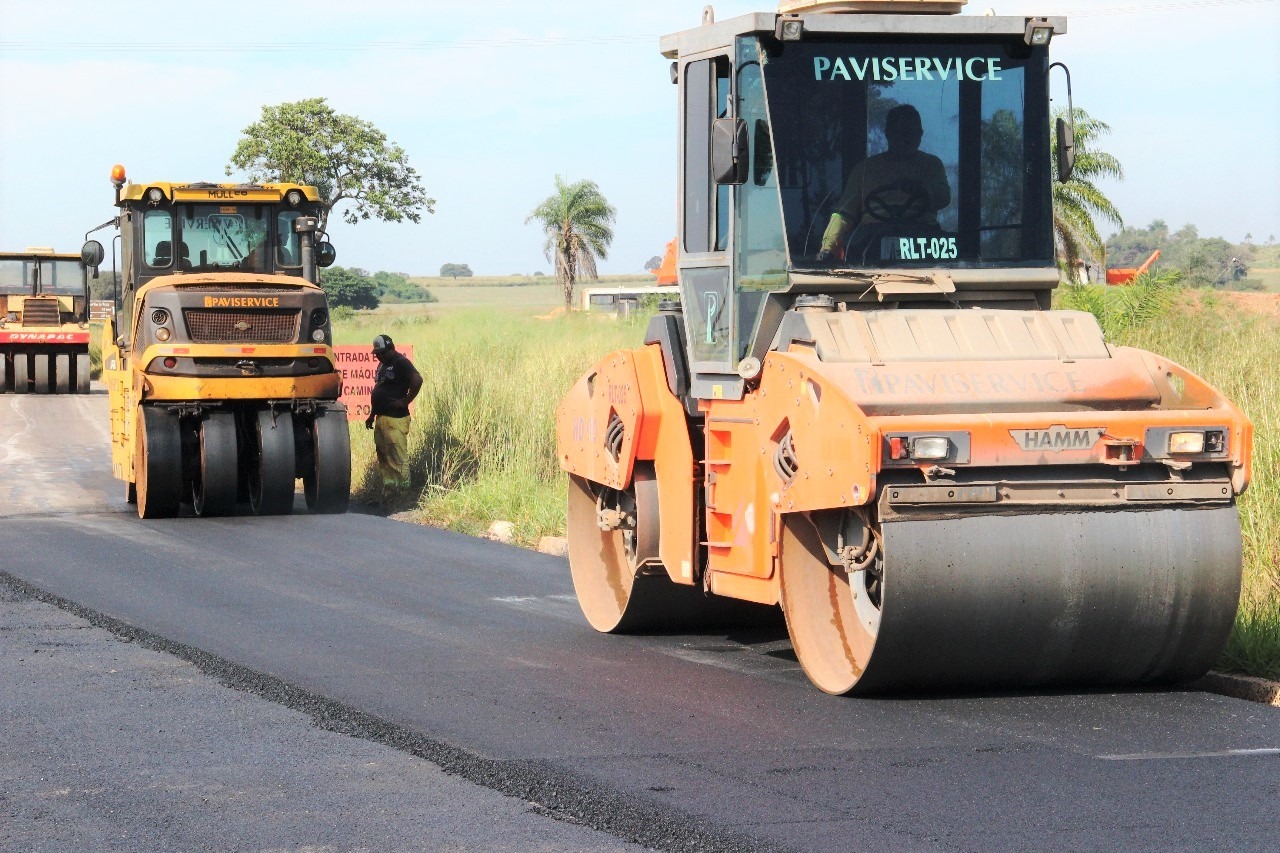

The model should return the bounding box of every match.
[1011,426,1106,453]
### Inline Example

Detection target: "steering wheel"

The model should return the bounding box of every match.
[863,179,932,224]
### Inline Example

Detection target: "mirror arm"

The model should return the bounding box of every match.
[1050,61,1076,140]
[1050,61,1076,183]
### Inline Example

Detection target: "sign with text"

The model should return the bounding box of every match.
[333,344,415,421]
[90,300,115,322]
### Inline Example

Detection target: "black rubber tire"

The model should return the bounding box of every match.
[192,412,238,517]
[32,354,50,394]
[249,407,296,515]
[135,406,182,519]
[304,407,351,514]
[12,354,28,394]
[54,354,70,394]
[75,352,91,394]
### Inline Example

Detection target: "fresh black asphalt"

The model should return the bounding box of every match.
[1,392,1278,851]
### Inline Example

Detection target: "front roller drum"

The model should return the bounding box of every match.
[192,412,238,517]
[249,408,297,516]
[567,469,757,633]
[32,354,51,394]
[779,506,1243,695]
[303,407,351,514]
[55,354,70,394]
[12,354,29,394]
[135,406,183,519]
[75,352,91,394]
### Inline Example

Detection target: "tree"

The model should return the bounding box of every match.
[226,98,434,234]
[1051,108,1124,274]
[643,255,663,272]
[318,266,379,310]
[439,263,473,279]
[526,176,617,310]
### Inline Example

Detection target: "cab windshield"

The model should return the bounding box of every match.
[0,260,31,295]
[145,203,273,273]
[743,36,1053,272]
[38,259,87,295]
[0,258,84,295]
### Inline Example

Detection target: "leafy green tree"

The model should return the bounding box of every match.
[226,98,434,234]
[1051,107,1124,275]
[439,263,473,279]
[373,270,436,303]
[643,255,663,272]
[526,176,616,310]
[318,266,379,310]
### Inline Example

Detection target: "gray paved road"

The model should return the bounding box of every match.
[2,391,1278,852]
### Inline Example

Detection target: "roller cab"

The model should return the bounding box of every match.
[556,2,1254,695]
[91,169,350,518]
[0,249,93,394]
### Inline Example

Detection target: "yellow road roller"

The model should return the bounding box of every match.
[84,165,350,518]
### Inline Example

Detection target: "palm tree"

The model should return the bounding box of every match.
[1051,107,1124,278]
[526,176,616,310]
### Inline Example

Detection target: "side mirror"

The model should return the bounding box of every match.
[80,240,105,270]
[315,242,337,268]
[1055,117,1076,183]
[711,117,749,186]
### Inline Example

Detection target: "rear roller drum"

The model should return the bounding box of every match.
[75,352,91,394]
[32,354,50,394]
[778,513,879,695]
[54,354,70,394]
[249,408,296,515]
[135,406,182,519]
[779,506,1244,695]
[192,412,238,517]
[304,407,350,514]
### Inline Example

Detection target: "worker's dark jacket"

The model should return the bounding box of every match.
[370,351,421,418]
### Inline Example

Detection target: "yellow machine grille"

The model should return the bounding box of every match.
[183,309,299,343]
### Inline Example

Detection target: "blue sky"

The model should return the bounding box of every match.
[1,0,1276,276]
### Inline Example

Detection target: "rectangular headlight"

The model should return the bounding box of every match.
[1168,431,1206,454]
[911,437,951,461]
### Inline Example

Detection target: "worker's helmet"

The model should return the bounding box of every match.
[372,334,395,354]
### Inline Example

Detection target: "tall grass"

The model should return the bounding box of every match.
[335,310,643,543]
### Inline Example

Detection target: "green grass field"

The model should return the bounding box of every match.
[337,287,1279,680]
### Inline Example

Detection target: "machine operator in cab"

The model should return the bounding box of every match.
[817,104,952,263]
[364,334,423,493]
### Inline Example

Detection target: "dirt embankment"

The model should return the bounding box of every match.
[1212,291,1280,316]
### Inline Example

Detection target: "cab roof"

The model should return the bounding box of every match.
[117,181,322,205]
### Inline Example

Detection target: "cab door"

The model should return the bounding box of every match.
[679,53,742,401]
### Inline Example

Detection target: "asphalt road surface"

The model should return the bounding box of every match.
[2,391,1278,852]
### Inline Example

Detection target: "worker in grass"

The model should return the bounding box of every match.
[364,334,423,492]
[817,104,951,263]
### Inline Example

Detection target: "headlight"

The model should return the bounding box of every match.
[155,327,171,342]
[910,437,951,460]
[1168,431,1206,454]
[311,328,325,342]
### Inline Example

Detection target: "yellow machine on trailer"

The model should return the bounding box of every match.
[0,248,92,394]
[83,165,351,518]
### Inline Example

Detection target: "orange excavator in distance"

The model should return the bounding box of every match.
[1106,249,1161,285]
[556,1,1252,695]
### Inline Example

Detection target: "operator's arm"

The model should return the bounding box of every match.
[820,164,867,256]
[924,155,951,212]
